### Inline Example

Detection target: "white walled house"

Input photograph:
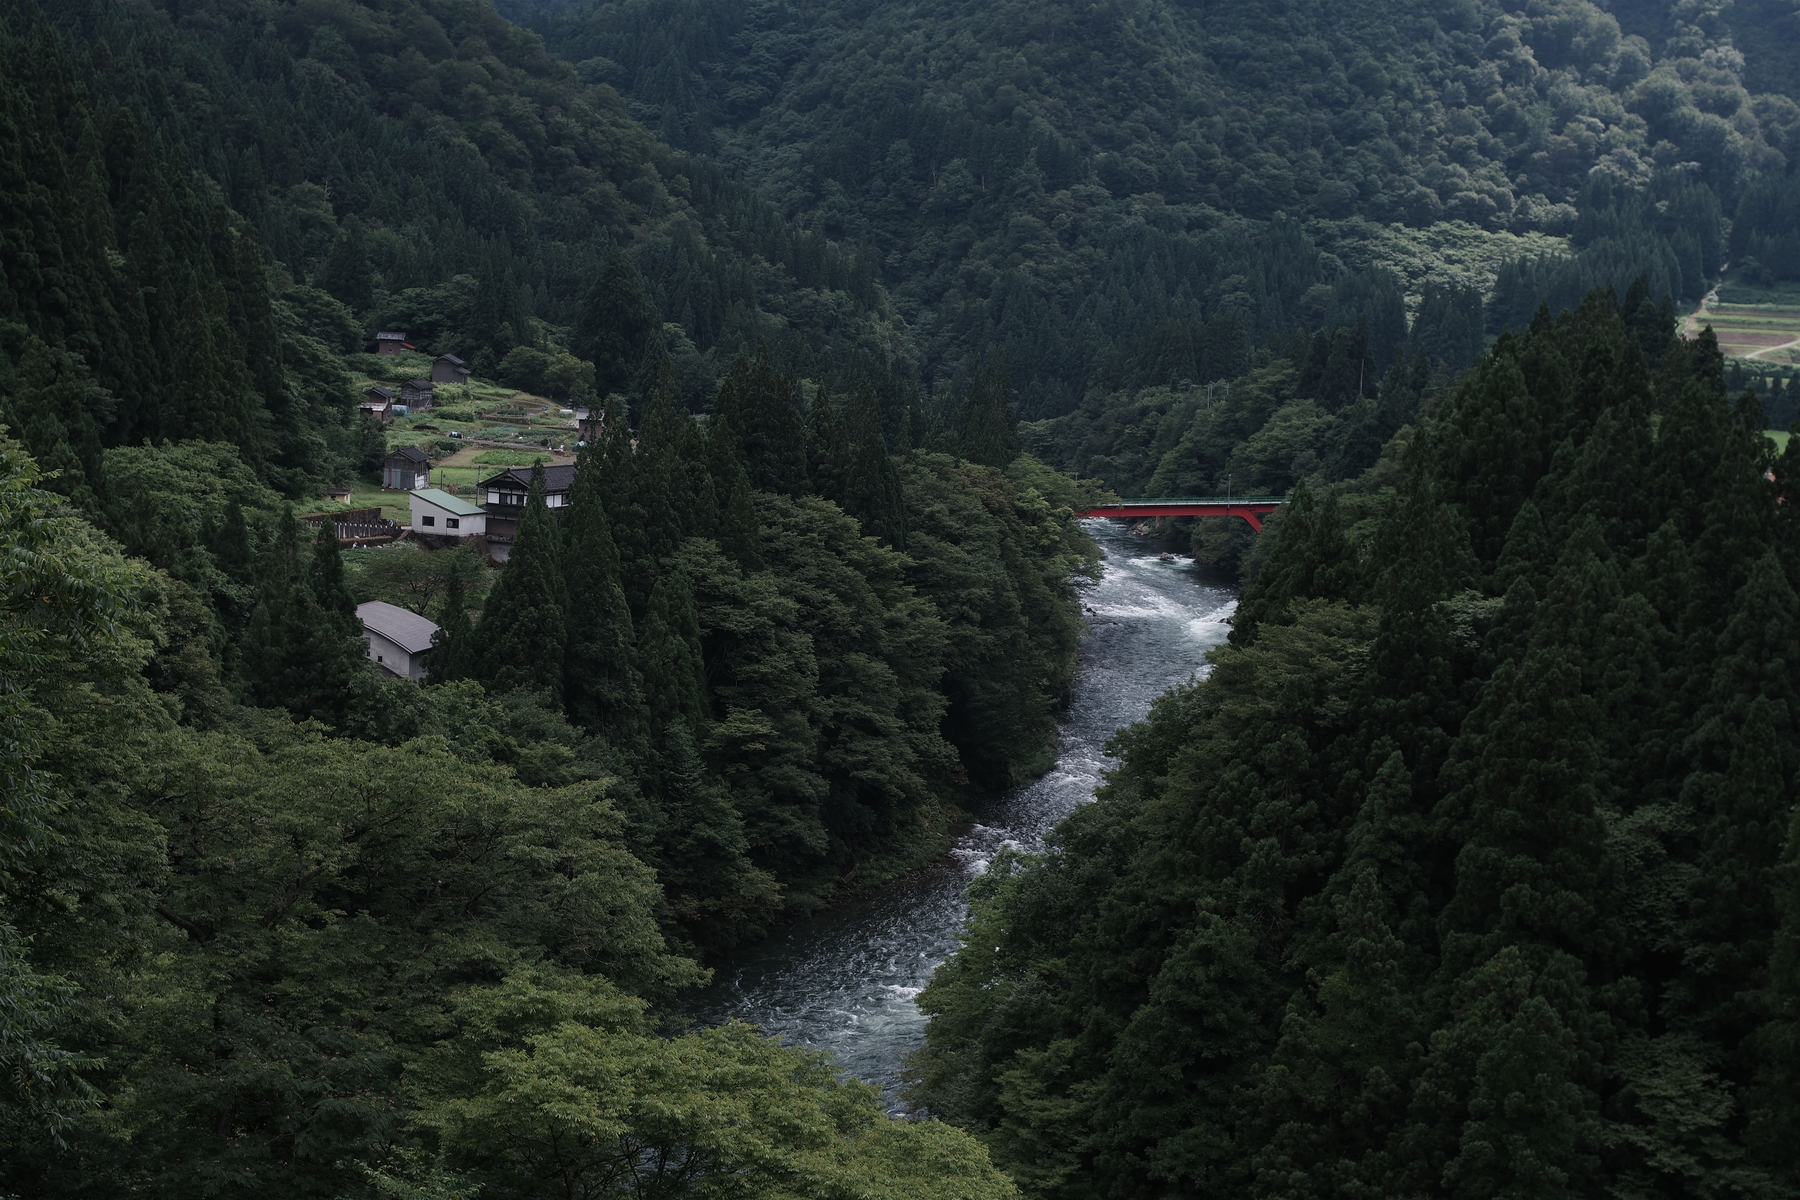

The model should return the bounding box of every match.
[409,488,486,538]
[357,601,439,683]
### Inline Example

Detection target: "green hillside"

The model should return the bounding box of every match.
[524,0,1788,412]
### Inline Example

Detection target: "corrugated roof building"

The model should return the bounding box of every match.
[357,601,439,683]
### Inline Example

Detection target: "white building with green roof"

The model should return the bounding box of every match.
[408,488,486,538]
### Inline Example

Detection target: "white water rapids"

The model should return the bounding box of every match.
[684,519,1237,1103]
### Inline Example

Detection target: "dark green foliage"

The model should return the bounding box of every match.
[914,288,1800,1195]
[427,547,482,685]
[805,386,851,506]
[306,520,357,631]
[708,414,764,571]
[712,346,807,497]
[477,464,569,701]
[574,247,658,398]
[1733,172,1800,282]
[958,358,1021,469]
[561,441,643,738]
[318,219,373,315]
[1230,480,1356,645]
[638,566,707,735]
[528,0,1795,416]
[240,509,362,722]
[843,386,909,550]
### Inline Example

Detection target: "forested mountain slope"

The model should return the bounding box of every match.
[524,0,1798,413]
[2,0,905,507]
[913,294,1800,1195]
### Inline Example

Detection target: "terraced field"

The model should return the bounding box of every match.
[1689,282,1800,363]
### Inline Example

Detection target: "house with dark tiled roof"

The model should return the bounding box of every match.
[482,462,578,561]
[382,445,431,490]
[360,385,395,422]
[375,331,414,356]
[431,353,471,385]
[401,379,434,408]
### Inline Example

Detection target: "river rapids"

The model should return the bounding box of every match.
[685,518,1238,1104]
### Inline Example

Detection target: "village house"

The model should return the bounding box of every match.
[409,487,486,539]
[431,353,471,385]
[356,601,438,683]
[382,445,431,490]
[483,462,576,561]
[359,385,395,422]
[574,407,603,444]
[375,331,414,356]
[323,486,353,505]
[401,379,435,408]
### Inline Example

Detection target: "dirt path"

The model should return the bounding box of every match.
[1683,284,1720,338]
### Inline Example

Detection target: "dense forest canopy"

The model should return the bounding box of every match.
[4,0,1800,1195]
[513,0,1800,413]
[914,295,1800,1197]
[0,353,1086,1191]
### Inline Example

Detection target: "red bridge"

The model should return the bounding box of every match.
[1074,495,1285,533]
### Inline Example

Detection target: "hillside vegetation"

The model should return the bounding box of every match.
[525,0,1798,412]
[6,0,1800,1196]
[915,294,1800,1196]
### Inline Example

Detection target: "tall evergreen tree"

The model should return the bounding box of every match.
[562,439,644,738]
[307,519,357,634]
[478,463,569,700]
[707,414,763,571]
[426,550,479,685]
[596,390,654,619]
[637,566,708,735]
[958,356,1020,468]
[805,386,850,505]
[318,219,372,314]
[712,346,807,496]
[843,383,907,549]
[635,364,697,565]
[573,247,657,399]
[240,508,361,721]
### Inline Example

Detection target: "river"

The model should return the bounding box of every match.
[684,518,1238,1103]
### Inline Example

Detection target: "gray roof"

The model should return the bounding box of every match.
[364,385,395,400]
[490,463,578,493]
[357,601,440,655]
[436,353,466,366]
[390,445,431,464]
[405,378,434,389]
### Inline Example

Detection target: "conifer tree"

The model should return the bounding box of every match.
[843,384,908,549]
[307,519,357,633]
[241,508,361,721]
[805,386,850,505]
[426,547,480,685]
[211,500,254,588]
[712,346,807,496]
[562,438,644,738]
[957,356,1020,467]
[637,566,707,734]
[1230,480,1354,645]
[596,390,653,619]
[318,219,372,314]
[635,364,696,565]
[470,238,530,368]
[708,415,763,571]
[478,464,568,700]
[573,247,657,398]
[651,720,780,950]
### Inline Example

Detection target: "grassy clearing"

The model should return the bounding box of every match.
[1693,276,1800,364]
[1769,430,1791,453]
